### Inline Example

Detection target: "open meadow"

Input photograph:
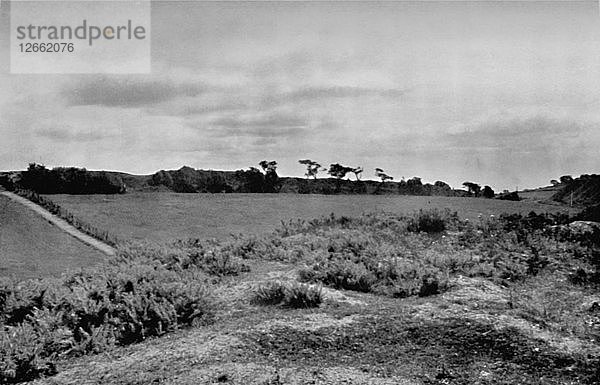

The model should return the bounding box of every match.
[44,193,575,243]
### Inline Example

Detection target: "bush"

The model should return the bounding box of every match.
[575,203,600,223]
[299,260,376,293]
[0,258,214,383]
[252,282,322,308]
[407,209,447,233]
[496,191,520,201]
[185,250,250,277]
[1,320,59,383]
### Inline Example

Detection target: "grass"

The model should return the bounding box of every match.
[43,192,575,242]
[14,189,118,246]
[0,195,107,280]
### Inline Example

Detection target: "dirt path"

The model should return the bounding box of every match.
[0,191,116,256]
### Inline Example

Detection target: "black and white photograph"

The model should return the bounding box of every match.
[0,0,599,383]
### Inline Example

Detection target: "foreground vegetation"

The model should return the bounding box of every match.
[1,207,599,383]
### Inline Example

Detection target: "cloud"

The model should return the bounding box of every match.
[202,113,311,138]
[444,115,589,150]
[284,86,407,101]
[181,100,249,116]
[154,85,408,117]
[35,126,114,142]
[212,114,307,129]
[63,77,206,108]
[259,86,408,108]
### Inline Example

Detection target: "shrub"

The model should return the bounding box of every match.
[252,282,322,308]
[496,191,520,201]
[407,209,446,233]
[252,282,287,306]
[0,258,214,383]
[299,260,376,293]
[1,321,59,383]
[282,282,322,308]
[576,203,600,222]
[186,250,250,277]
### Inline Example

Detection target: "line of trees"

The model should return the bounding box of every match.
[5,160,504,198]
[15,163,126,194]
[297,159,502,198]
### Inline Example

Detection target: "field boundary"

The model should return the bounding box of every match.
[0,190,116,256]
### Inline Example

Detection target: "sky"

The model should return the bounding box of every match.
[1,1,600,191]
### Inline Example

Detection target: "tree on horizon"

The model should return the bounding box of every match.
[328,163,354,180]
[463,181,481,197]
[375,168,393,182]
[298,159,325,179]
[259,160,280,193]
[351,166,363,181]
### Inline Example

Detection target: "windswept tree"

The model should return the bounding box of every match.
[374,168,393,195]
[328,163,354,180]
[375,168,393,182]
[351,167,364,181]
[329,163,353,193]
[298,159,324,179]
[259,160,278,173]
[258,160,280,193]
[463,181,481,197]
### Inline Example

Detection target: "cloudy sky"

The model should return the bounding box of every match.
[1,1,600,190]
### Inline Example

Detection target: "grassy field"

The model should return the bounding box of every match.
[518,186,561,203]
[0,195,106,280]
[44,193,575,243]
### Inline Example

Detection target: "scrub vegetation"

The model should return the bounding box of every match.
[2,205,599,383]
